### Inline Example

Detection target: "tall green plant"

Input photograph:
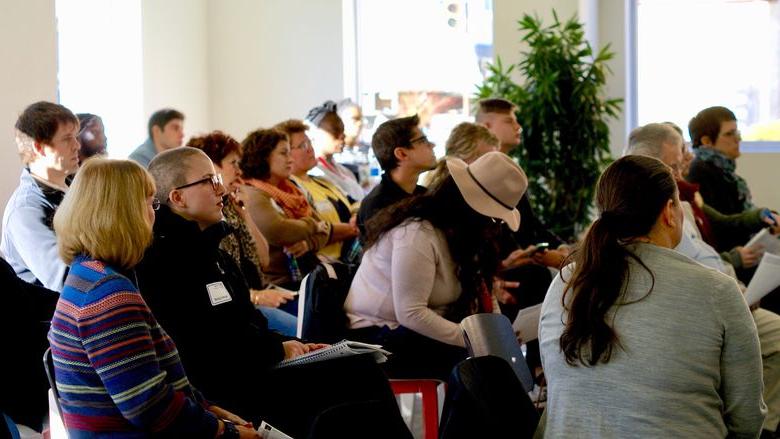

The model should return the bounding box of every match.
[476,12,622,241]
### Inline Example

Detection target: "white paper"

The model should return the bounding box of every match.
[512,303,542,343]
[746,228,780,256]
[745,252,780,306]
[258,421,294,439]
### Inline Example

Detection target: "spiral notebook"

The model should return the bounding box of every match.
[275,340,391,369]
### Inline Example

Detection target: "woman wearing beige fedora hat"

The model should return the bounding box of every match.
[344,151,528,379]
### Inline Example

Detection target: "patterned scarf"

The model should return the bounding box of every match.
[695,148,754,210]
[246,178,312,219]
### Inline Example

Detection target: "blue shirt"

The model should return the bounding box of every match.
[1,169,67,291]
[128,138,157,168]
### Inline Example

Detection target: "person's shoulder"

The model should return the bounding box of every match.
[642,244,736,292]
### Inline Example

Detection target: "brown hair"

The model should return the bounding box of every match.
[274,119,309,138]
[186,131,241,164]
[15,101,78,165]
[688,106,736,148]
[54,159,156,269]
[426,122,498,189]
[475,98,517,122]
[560,155,677,366]
[240,128,289,180]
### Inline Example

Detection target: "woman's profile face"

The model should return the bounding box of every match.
[267,140,293,182]
[218,151,242,192]
[145,195,156,227]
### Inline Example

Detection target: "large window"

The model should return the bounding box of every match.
[637,0,780,150]
[56,0,144,158]
[348,0,494,156]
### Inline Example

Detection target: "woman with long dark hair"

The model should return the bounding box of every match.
[345,151,528,379]
[539,155,765,437]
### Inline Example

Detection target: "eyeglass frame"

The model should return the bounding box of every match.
[173,173,224,192]
[408,134,432,147]
[150,198,161,211]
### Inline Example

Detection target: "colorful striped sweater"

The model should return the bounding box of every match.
[48,255,219,438]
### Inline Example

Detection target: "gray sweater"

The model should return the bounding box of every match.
[539,242,766,438]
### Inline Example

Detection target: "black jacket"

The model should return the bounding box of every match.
[1,257,58,430]
[135,206,286,419]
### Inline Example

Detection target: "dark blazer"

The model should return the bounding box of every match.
[135,206,286,420]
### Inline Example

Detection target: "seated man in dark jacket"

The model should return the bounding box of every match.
[137,147,408,438]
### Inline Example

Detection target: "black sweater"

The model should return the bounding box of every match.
[135,206,286,419]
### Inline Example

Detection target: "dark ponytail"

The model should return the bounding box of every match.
[560,155,678,366]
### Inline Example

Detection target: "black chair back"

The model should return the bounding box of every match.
[43,347,63,418]
[439,355,539,439]
[297,261,357,343]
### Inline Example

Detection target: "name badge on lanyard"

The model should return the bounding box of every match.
[206,281,232,306]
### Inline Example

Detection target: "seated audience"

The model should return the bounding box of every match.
[76,113,107,163]
[186,131,296,336]
[306,100,366,200]
[49,158,256,438]
[129,108,184,167]
[239,129,331,289]
[1,257,58,432]
[626,122,780,434]
[539,155,766,438]
[346,151,528,380]
[276,119,360,262]
[1,101,79,291]
[138,147,408,437]
[357,115,435,237]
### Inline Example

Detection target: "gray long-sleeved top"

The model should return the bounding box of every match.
[539,242,766,438]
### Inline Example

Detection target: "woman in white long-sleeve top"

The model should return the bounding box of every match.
[345,151,528,380]
[539,155,766,438]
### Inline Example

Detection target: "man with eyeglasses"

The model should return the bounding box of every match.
[1,101,80,291]
[356,114,436,237]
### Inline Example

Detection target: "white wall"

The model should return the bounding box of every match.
[740,153,780,209]
[142,0,210,144]
[0,0,58,222]
[207,0,344,141]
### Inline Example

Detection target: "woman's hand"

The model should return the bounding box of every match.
[249,289,294,308]
[762,211,780,235]
[282,340,330,360]
[501,246,537,269]
[492,277,519,305]
[532,249,567,268]
[284,240,309,257]
[209,405,252,428]
[737,245,763,268]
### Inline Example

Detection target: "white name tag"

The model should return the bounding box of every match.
[206,281,232,306]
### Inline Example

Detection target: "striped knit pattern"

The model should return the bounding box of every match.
[48,255,218,438]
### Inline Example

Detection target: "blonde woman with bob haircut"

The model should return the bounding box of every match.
[48,158,258,438]
[424,122,499,190]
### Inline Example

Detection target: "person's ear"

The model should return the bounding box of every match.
[700,135,713,146]
[662,199,678,227]
[32,140,47,156]
[393,146,409,163]
[168,189,186,209]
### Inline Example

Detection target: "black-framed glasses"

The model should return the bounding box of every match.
[174,173,223,192]
[409,135,431,146]
[151,198,161,211]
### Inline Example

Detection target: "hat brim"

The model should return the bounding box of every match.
[447,158,522,231]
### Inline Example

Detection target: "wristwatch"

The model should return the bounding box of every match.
[221,420,240,439]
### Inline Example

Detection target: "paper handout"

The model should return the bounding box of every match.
[746,252,780,306]
[746,228,780,256]
[512,303,542,343]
